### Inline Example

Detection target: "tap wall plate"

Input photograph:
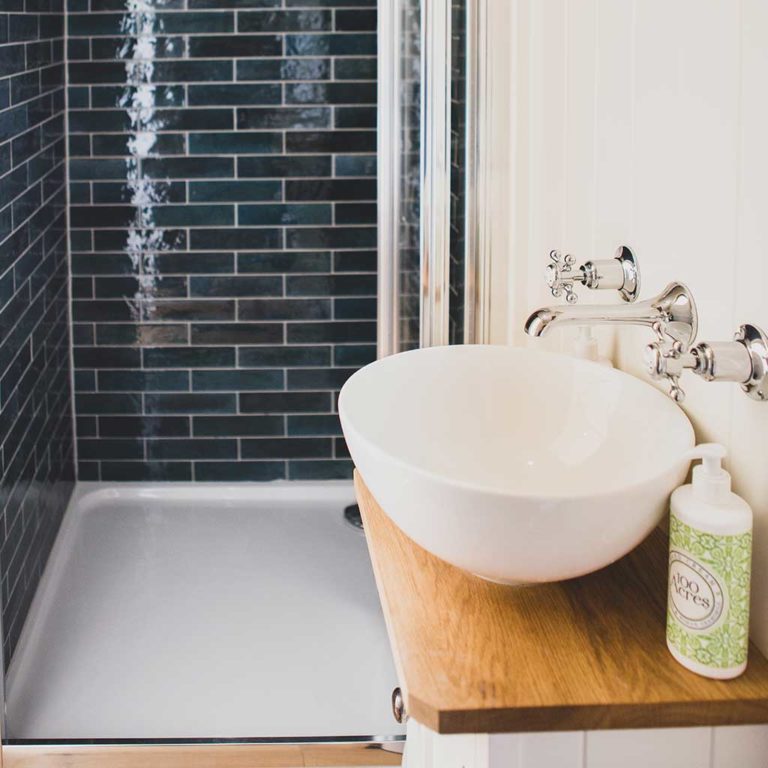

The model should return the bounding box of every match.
[736,323,768,401]
[616,245,640,303]
[652,282,699,352]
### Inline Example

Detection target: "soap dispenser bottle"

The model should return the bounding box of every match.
[666,444,753,679]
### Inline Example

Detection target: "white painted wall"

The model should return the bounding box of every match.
[488,0,768,765]
[504,0,768,657]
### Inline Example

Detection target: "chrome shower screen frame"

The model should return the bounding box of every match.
[377,0,493,355]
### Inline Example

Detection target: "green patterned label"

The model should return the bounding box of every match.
[667,515,752,669]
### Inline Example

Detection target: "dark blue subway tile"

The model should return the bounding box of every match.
[142,157,235,180]
[285,83,375,107]
[149,299,236,322]
[239,10,331,32]
[286,321,375,344]
[76,393,142,414]
[188,34,281,58]
[238,298,330,321]
[80,461,101,480]
[189,0,280,7]
[96,323,190,347]
[93,276,187,299]
[142,347,236,369]
[153,205,236,228]
[74,346,141,368]
[238,155,331,179]
[192,369,284,392]
[195,461,285,482]
[237,251,331,274]
[288,459,353,480]
[99,416,190,438]
[76,416,98,437]
[159,12,235,34]
[335,202,377,225]
[154,252,236,274]
[335,9,377,31]
[193,415,284,438]
[97,370,190,392]
[334,106,376,128]
[91,180,186,204]
[242,438,332,459]
[189,228,282,251]
[237,346,331,368]
[334,155,377,177]
[285,33,375,57]
[100,461,192,482]
[145,393,237,415]
[286,226,376,250]
[287,414,342,436]
[90,85,185,110]
[190,323,284,346]
[287,367,355,390]
[285,178,375,201]
[189,180,282,203]
[190,275,283,297]
[147,438,238,461]
[237,58,330,82]
[188,84,281,107]
[188,132,283,156]
[238,203,332,226]
[78,438,143,460]
[333,250,377,272]
[334,57,377,80]
[333,297,376,319]
[237,106,331,130]
[334,344,376,366]
[240,391,331,414]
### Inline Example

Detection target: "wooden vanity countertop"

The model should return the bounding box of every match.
[355,472,768,734]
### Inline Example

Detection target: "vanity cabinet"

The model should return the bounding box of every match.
[355,474,768,768]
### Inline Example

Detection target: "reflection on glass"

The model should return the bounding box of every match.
[449,0,467,345]
[398,0,422,351]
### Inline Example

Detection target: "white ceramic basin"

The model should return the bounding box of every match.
[339,345,695,585]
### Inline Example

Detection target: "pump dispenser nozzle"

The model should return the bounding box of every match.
[684,443,730,502]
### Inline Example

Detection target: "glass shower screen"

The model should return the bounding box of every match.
[378,0,490,355]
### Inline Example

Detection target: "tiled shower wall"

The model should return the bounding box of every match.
[68,0,377,482]
[0,1,75,662]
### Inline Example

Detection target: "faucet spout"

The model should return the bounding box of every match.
[524,282,698,350]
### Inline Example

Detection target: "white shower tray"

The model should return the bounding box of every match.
[5,481,404,745]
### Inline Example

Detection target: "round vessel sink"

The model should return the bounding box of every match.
[339,345,695,585]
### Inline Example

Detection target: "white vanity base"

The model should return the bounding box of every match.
[405,720,489,767]
[405,721,768,768]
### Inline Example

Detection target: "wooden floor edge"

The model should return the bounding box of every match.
[1,742,404,768]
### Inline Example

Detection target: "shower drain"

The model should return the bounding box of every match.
[343,504,364,531]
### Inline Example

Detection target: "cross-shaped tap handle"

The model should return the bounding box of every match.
[545,250,581,304]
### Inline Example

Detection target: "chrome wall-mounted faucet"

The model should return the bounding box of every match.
[525,280,698,350]
[524,246,768,403]
[546,245,640,304]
